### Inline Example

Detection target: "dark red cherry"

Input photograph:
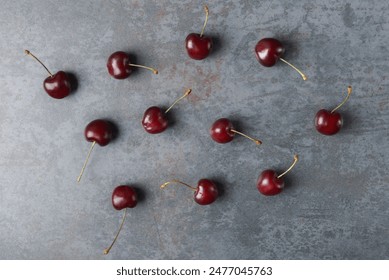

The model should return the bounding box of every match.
[160,178,218,205]
[254,38,285,67]
[142,89,191,134]
[142,106,168,134]
[315,109,342,135]
[104,185,138,255]
[185,5,212,60]
[112,185,138,210]
[210,118,262,145]
[257,155,298,196]
[77,119,115,182]
[85,119,114,146]
[254,38,307,80]
[194,179,218,205]
[210,118,234,143]
[107,51,158,79]
[43,71,71,99]
[107,51,131,79]
[186,33,213,60]
[25,50,71,99]
[315,86,352,136]
[257,170,284,196]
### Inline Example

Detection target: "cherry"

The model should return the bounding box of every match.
[142,88,191,134]
[315,86,352,136]
[257,154,299,196]
[210,118,262,145]
[142,107,168,134]
[77,119,114,182]
[107,51,158,79]
[160,179,218,205]
[185,5,213,60]
[254,38,307,80]
[24,50,71,99]
[104,185,138,255]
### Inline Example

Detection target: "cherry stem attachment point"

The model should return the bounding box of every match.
[103,207,127,255]
[128,63,158,74]
[279,58,307,81]
[277,154,299,179]
[331,86,352,113]
[160,179,197,191]
[200,5,209,37]
[230,129,262,145]
[165,88,192,114]
[77,141,96,183]
[24,50,53,77]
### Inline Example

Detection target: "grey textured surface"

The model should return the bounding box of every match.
[0,0,388,260]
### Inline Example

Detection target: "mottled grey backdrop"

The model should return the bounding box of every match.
[0,0,388,260]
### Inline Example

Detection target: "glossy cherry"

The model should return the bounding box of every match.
[161,179,218,205]
[77,119,114,182]
[107,51,158,79]
[315,86,352,136]
[185,5,213,60]
[24,50,71,99]
[254,38,307,80]
[257,154,299,196]
[142,106,168,134]
[104,185,138,255]
[142,89,191,134]
[210,118,262,145]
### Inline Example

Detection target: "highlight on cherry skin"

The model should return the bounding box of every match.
[254,38,307,81]
[257,154,299,196]
[104,185,138,255]
[160,179,218,205]
[185,5,213,60]
[315,86,352,136]
[24,50,71,99]
[107,51,158,79]
[142,88,192,134]
[210,118,262,145]
[77,119,114,182]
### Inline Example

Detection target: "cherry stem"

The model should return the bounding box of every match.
[160,179,197,191]
[24,50,53,77]
[331,86,352,113]
[277,154,299,179]
[279,58,307,81]
[200,5,209,37]
[77,141,96,183]
[165,88,192,114]
[103,207,127,255]
[128,63,158,74]
[230,129,262,145]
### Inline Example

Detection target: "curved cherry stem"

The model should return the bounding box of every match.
[277,154,299,179]
[160,179,197,191]
[103,207,127,255]
[200,5,209,37]
[128,63,158,74]
[230,129,262,145]
[279,58,307,81]
[77,141,96,183]
[165,88,192,114]
[24,50,53,77]
[331,86,352,113]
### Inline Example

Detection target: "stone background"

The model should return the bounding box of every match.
[0,0,388,259]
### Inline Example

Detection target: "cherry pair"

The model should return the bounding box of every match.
[255,39,353,134]
[76,88,192,182]
[104,178,219,255]
[209,118,299,196]
[25,48,159,99]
